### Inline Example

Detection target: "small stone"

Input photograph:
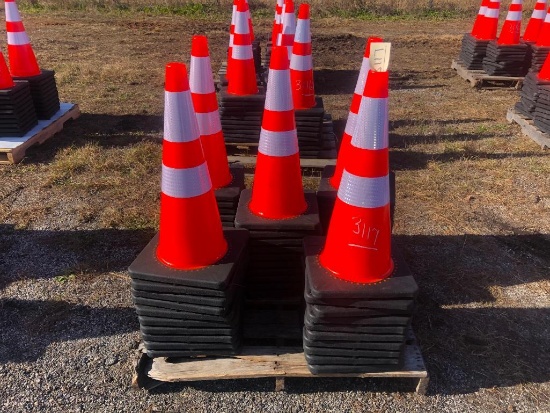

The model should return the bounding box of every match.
[104,357,118,367]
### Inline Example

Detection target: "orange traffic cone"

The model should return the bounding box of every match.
[156,62,227,270]
[471,0,490,38]
[330,37,383,190]
[227,0,258,95]
[278,0,296,59]
[523,0,547,42]
[245,0,255,42]
[498,0,523,45]
[320,69,393,283]
[290,3,315,109]
[538,50,550,78]
[0,51,15,89]
[536,7,550,46]
[226,0,237,84]
[4,0,41,77]
[190,35,232,190]
[476,0,501,40]
[271,0,284,45]
[249,46,306,219]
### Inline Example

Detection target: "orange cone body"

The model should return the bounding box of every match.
[249,46,306,219]
[278,0,296,59]
[290,4,315,109]
[190,36,232,190]
[471,0,490,38]
[5,0,41,77]
[156,62,227,270]
[523,0,547,42]
[475,0,501,40]
[227,0,258,96]
[330,37,383,189]
[271,0,284,45]
[536,7,550,46]
[320,70,393,283]
[498,0,523,45]
[0,51,15,89]
[538,51,550,79]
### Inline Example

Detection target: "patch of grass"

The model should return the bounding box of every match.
[54,274,76,284]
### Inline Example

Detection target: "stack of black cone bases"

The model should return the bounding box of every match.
[527,45,550,72]
[14,70,60,120]
[219,87,266,146]
[515,71,550,118]
[532,85,550,133]
[295,96,325,158]
[302,237,418,374]
[458,33,491,70]
[128,229,249,358]
[215,163,246,227]
[0,80,38,137]
[482,41,530,76]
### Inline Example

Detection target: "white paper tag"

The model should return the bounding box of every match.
[369,42,391,72]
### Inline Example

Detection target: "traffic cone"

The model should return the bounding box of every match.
[4,0,41,77]
[498,0,523,45]
[536,7,550,46]
[538,50,550,78]
[523,0,547,42]
[471,0,490,38]
[329,37,383,189]
[0,51,15,89]
[476,0,501,40]
[249,46,306,219]
[271,0,284,45]
[226,0,237,85]
[227,0,258,95]
[290,3,315,109]
[156,62,227,270]
[190,35,232,190]
[245,0,255,42]
[278,0,296,59]
[320,69,393,283]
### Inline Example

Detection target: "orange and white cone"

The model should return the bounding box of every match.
[498,0,523,45]
[226,0,237,84]
[249,46,306,219]
[290,3,315,109]
[320,69,393,283]
[330,37,383,189]
[278,0,296,59]
[156,62,227,270]
[227,0,258,95]
[523,0,547,42]
[476,0,501,40]
[538,50,550,78]
[0,51,15,89]
[471,0,490,38]
[536,7,550,46]
[245,0,255,42]
[271,0,284,45]
[190,35,232,190]
[4,0,41,77]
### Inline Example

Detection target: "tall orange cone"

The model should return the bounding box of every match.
[190,35,232,190]
[498,0,523,45]
[320,69,393,283]
[227,0,258,95]
[278,0,296,59]
[249,46,306,219]
[329,37,383,189]
[471,0,490,38]
[0,51,15,89]
[536,7,550,46]
[4,0,41,77]
[226,0,237,84]
[271,0,284,45]
[290,3,315,109]
[476,0,501,40]
[244,0,255,42]
[156,62,227,270]
[523,0,547,42]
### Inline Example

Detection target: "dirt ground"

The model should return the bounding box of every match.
[0,10,549,413]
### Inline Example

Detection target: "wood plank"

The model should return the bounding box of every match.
[451,59,523,89]
[228,155,336,168]
[506,107,550,149]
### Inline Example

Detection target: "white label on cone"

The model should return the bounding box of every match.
[369,43,391,72]
[258,128,299,157]
[338,171,390,209]
[7,31,30,46]
[161,163,212,199]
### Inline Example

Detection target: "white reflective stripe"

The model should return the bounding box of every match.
[232,45,253,60]
[485,8,500,18]
[234,11,249,34]
[164,91,200,143]
[344,111,358,136]
[195,111,222,136]
[5,2,21,22]
[478,6,487,15]
[506,11,522,21]
[264,69,293,111]
[545,13,550,22]
[532,9,546,19]
[354,57,371,94]
[277,33,282,46]
[290,54,313,71]
[229,34,234,47]
[294,19,311,43]
[338,172,390,209]
[286,45,293,60]
[161,163,212,199]
[352,97,389,150]
[189,57,215,94]
[511,0,522,4]
[282,15,296,35]
[7,31,30,46]
[258,129,299,157]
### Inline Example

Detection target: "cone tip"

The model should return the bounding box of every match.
[364,70,389,98]
[284,0,295,13]
[364,36,384,58]
[298,3,310,19]
[165,62,189,92]
[191,35,210,57]
[235,0,248,12]
[269,46,290,70]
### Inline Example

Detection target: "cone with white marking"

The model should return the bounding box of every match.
[249,46,306,219]
[476,0,501,40]
[498,0,523,45]
[0,51,15,89]
[290,3,315,109]
[536,7,550,46]
[278,0,296,59]
[227,0,258,95]
[471,0,490,38]
[190,36,232,190]
[319,69,393,283]
[329,37,383,189]
[271,0,284,45]
[156,62,227,270]
[4,0,40,77]
[523,0,547,42]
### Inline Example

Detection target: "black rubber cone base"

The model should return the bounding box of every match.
[0,81,38,136]
[142,333,240,344]
[303,344,401,358]
[305,306,411,326]
[137,313,237,328]
[303,318,406,334]
[302,328,405,343]
[134,300,240,322]
[304,352,400,366]
[140,325,236,336]
[12,70,60,120]
[306,363,401,375]
[303,333,403,351]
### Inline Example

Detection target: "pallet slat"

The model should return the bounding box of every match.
[451,60,523,89]
[506,107,550,149]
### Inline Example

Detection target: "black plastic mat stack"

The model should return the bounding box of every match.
[515,71,550,118]
[302,236,418,374]
[13,70,60,120]
[218,87,266,145]
[533,84,550,132]
[215,164,246,227]
[295,97,325,158]
[482,41,530,76]
[235,190,322,342]
[0,80,38,137]
[527,45,550,72]
[128,229,249,358]
[458,33,491,70]
[319,114,338,159]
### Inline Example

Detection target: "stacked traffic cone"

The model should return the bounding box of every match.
[128,62,249,358]
[529,53,550,131]
[264,0,285,67]
[278,0,296,60]
[471,0,490,39]
[483,0,529,76]
[515,52,550,118]
[523,0,547,43]
[0,50,37,136]
[244,0,262,73]
[529,7,550,71]
[290,4,315,109]
[303,68,418,375]
[235,46,321,341]
[4,0,60,119]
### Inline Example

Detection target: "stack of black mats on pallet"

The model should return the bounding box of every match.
[14,70,60,119]
[515,71,550,118]
[482,41,530,76]
[533,85,550,133]
[0,80,37,137]
[458,33,491,70]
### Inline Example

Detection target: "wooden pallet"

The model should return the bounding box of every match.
[506,107,550,149]
[451,60,524,89]
[0,103,81,164]
[132,329,429,395]
[228,155,336,169]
